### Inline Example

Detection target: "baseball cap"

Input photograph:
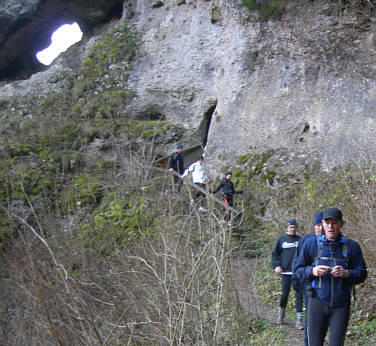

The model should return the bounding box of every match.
[286,219,297,227]
[313,211,323,226]
[322,207,343,221]
[176,143,183,149]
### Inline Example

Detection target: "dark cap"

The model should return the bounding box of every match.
[286,219,297,228]
[313,211,323,226]
[322,207,343,221]
[225,172,233,176]
[176,143,183,149]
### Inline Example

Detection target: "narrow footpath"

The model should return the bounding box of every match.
[233,257,304,345]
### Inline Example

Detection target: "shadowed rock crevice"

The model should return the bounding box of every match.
[198,100,217,148]
[184,101,217,164]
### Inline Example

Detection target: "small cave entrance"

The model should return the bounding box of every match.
[153,102,217,169]
[184,101,217,165]
[200,101,217,148]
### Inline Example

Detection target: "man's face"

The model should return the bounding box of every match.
[314,222,324,236]
[322,218,343,240]
[286,225,297,235]
[225,174,232,180]
[176,148,182,153]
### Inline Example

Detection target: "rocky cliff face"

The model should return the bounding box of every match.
[123,0,376,174]
[1,0,376,176]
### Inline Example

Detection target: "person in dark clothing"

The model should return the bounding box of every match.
[212,172,243,222]
[296,212,324,258]
[271,219,303,329]
[168,143,184,193]
[292,211,324,345]
[294,208,367,346]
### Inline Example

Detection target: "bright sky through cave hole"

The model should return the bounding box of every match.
[36,22,83,65]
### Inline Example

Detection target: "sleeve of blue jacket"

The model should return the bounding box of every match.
[293,236,316,283]
[346,239,367,285]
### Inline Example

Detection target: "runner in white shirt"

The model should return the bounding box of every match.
[182,156,208,210]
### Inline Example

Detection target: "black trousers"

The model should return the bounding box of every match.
[307,297,350,346]
[303,284,310,346]
[173,175,183,192]
[194,183,206,199]
[280,274,303,312]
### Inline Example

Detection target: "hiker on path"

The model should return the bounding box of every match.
[292,211,324,345]
[294,207,367,346]
[211,172,243,222]
[182,155,208,210]
[271,219,304,329]
[168,143,184,193]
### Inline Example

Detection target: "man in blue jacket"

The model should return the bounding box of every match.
[292,211,324,345]
[294,207,367,346]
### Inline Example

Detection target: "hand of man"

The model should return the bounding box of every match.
[331,265,350,278]
[312,265,331,277]
[274,266,283,275]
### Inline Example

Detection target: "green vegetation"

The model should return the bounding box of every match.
[240,0,374,22]
[248,316,283,344]
[63,173,102,210]
[239,0,285,19]
[80,194,158,256]
[335,0,374,15]
[82,23,138,81]
[125,119,178,139]
[348,309,376,344]
[71,23,139,118]
[211,5,222,24]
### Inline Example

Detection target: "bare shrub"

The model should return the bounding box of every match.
[0,137,248,345]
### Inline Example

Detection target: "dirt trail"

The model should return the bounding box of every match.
[233,257,304,345]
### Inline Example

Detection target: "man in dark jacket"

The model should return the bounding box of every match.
[168,144,184,192]
[296,211,324,258]
[292,211,324,344]
[294,207,367,346]
[271,219,303,328]
[212,172,243,222]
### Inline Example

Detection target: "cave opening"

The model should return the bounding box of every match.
[36,22,83,65]
[183,101,217,166]
[200,101,217,148]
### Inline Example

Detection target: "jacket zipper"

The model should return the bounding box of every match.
[329,243,336,307]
